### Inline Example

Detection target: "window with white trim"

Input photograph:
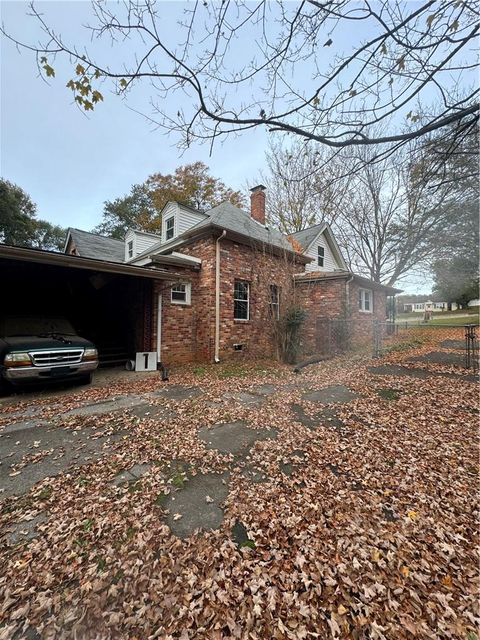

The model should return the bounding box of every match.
[165,217,175,241]
[171,283,191,305]
[358,288,372,312]
[317,245,325,267]
[234,280,249,320]
[270,284,280,320]
[127,240,134,259]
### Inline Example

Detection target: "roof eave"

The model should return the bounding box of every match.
[0,244,178,280]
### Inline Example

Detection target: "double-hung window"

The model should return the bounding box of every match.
[171,283,191,305]
[165,217,175,241]
[270,285,280,320]
[317,245,325,267]
[358,288,372,312]
[234,280,249,320]
[127,240,134,259]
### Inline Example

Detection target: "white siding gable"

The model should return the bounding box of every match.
[304,230,342,272]
[161,202,207,243]
[125,229,160,261]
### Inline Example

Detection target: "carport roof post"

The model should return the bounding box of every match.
[0,244,184,280]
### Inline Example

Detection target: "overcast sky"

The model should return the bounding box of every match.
[1,1,269,229]
[1,1,444,294]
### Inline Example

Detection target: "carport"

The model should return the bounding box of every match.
[0,245,180,366]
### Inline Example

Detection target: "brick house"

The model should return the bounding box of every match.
[64,186,399,365]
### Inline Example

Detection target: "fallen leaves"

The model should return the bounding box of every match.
[0,339,478,639]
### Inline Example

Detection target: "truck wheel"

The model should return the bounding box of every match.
[0,377,11,397]
[78,373,93,386]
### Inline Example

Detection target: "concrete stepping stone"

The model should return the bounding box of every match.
[440,340,466,351]
[411,351,465,366]
[291,404,317,429]
[303,385,359,404]
[223,391,265,407]
[249,384,277,396]
[241,465,268,484]
[198,421,277,457]
[280,450,306,477]
[368,364,431,379]
[6,512,47,545]
[65,395,146,417]
[128,404,176,420]
[111,463,151,486]
[231,520,255,548]
[165,472,230,538]
[153,385,202,401]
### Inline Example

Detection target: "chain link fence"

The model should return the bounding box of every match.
[310,317,479,373]
[373,321,479,373]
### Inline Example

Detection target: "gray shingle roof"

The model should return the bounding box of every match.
[184,201,301,255]
[67,228,124,263]
[291,223,326,250]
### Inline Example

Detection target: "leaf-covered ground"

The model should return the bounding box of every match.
[0,336,478,640]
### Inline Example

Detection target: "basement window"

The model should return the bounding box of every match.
[359,288,372,312]
[234,280,249,321]
[171,283,191,305]
[317,245,325,267]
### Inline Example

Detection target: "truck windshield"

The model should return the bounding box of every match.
[0,316,77,338]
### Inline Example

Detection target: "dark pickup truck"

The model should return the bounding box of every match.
[0,316,98,394]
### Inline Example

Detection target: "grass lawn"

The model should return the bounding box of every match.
[429,314,480,326]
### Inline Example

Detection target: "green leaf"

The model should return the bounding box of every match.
[449,19,459,32]
[381,42,387,55]
[92,90,104,103]
[119,78,128,88]
[40,56,47,64]
[349,88,357,97]
[75,63,85,76]
[43,64,55,78]
[83,100,94,111]
[94,69,102,79]
[426,14,436,27]
[397,56,405,71]
[66,79,75,90]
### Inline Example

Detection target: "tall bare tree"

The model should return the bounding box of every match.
[257,140,346,233]
[262,124,477,286]
[2,1,478,165]
[332,146,449,285]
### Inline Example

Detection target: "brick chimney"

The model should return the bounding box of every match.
[250,184,266,225]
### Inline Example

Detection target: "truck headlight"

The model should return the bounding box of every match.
[4,352,32,367]
[82,348,98,362]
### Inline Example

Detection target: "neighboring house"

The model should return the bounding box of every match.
[61,185,399,364]
[401,299,457,313]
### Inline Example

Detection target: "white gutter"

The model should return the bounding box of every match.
[214,230,227,363]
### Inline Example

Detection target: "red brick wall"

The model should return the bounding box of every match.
[350,281,388,345]
[150,235,302,365]
[147,236,388,365]
[215,239,297,359]
[295,277,388,355]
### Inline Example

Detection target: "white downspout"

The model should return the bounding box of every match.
[214,230,227,363]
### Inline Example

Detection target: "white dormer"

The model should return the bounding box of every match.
[161,202,209,244]
[124,229,161,262]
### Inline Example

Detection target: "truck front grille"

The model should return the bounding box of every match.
[29,349,84,367]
